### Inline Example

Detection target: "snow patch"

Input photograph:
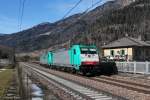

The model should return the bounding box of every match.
[39,32,52,36]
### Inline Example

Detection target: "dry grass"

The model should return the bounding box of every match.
[0,69,13,96]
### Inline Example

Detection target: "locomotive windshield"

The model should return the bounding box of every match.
[80,48,97,54]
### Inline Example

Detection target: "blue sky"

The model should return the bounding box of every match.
[0,0,110,34]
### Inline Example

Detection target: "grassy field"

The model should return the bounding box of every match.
[0,69,13,96]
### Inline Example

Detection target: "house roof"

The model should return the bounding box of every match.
[146,41,150,44]
[102,37,150,49]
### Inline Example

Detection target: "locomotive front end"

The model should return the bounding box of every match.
[79,46,100,74]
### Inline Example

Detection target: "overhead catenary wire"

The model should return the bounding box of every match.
[61,0,103,47]
[46,0,83,51]
[77,0,103,20]
[20,0,26,30]
[62,0,83,19]
[92,0,94,7]
[19,0,26,31]
[18,0,22,30]
[62,0,103,32]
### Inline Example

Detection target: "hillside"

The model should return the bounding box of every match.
[0,33,7,36]
[0,44,14,60]
[72,0,150,47]
[0,0,147,53]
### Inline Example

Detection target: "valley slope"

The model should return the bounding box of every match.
[1,0,149,53]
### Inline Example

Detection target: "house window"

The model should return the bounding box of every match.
[121,50,125,55]
[110,50,114,56]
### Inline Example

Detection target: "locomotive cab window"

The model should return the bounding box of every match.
[74,49,76,55]
[89,48,97,54]
[81,48,88,54]
[80,48,97,54]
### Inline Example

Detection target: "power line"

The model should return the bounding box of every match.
[62,0,83,19]
[61,0,104,30]
[45,0,83,51]
[79,0,103,18]
[19,0,26,31]
[62,0,103,46]
[18,0,22,30]
[20,0,26,30]
[64,0,103,30]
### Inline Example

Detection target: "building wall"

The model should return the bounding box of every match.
[103,47,150,61]
[103,48,133,61]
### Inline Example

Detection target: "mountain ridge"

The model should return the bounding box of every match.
[0,0,143,53]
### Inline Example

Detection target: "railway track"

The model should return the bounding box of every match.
[21,62,118,100]
[97,76,150,88]
[40,63,150,94]
[92,76,150,94]
[21,62,150,100]
[109,74,150,85]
